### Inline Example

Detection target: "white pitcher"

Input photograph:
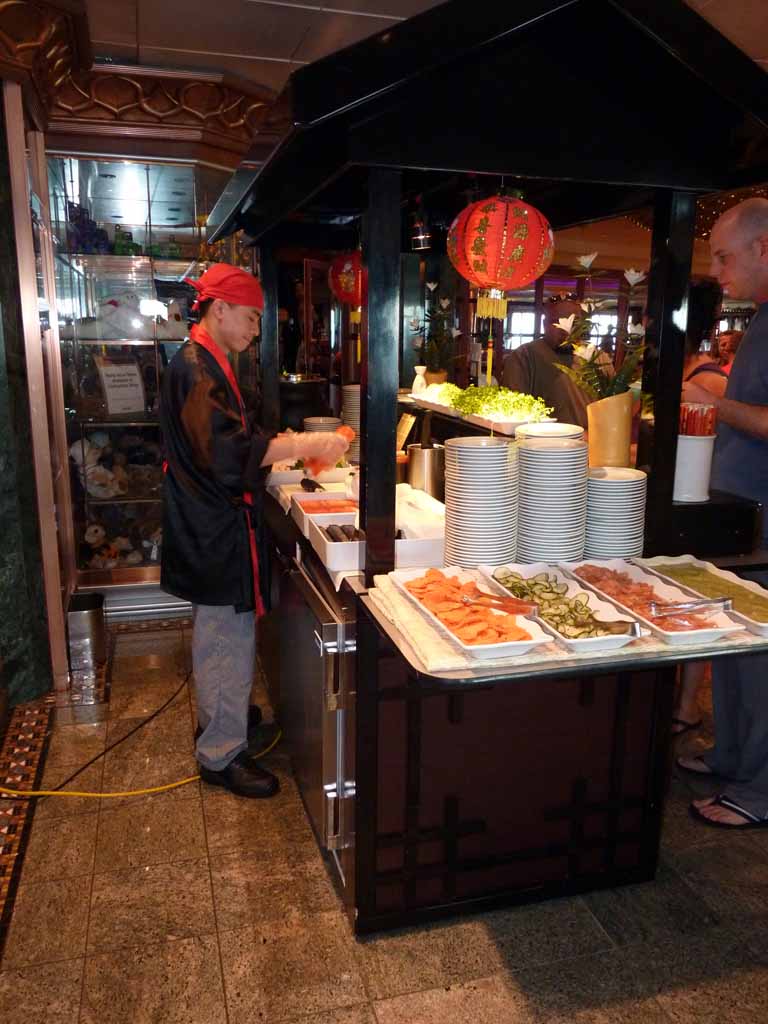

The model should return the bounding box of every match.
[411,365,427,394]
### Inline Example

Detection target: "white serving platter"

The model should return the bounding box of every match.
[558,558,745,646]
[478,562,646,652]
[409,396,461,417]
[389,566,550,661]
[464,414,527,435]
[637,554,768,638]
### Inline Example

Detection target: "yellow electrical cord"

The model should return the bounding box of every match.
[0,728,282,800]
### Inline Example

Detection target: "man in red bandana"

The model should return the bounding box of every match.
[161,265,349,797]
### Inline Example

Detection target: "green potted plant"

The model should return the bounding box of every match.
[553,301,644,467]
[413,285,459,385]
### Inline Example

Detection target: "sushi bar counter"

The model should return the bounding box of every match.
[348,553,768,934]
[262,432,768,935]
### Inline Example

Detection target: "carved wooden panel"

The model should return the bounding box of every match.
[48,64,278,164]
[0,0,90,129]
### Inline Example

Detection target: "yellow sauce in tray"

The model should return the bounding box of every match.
[653,563,768,622]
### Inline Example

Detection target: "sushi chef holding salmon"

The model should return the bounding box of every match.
[161,264,349,798]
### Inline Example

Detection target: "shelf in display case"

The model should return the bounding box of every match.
[73,337,157,346]
[56,252,154,274]
[78,566,161,587]
[70,337,187,346]
[58,252,202,280]
[73,418,160,427]
[86,497,162,507]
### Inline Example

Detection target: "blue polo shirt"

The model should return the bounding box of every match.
[710,302,768,539]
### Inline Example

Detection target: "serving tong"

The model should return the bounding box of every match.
[463,591,641,637]
[648,596,732,616]
[460,593,539,616]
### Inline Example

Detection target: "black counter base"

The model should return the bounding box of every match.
[353,604,676,935]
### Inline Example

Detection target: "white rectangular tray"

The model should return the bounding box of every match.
[308,514,362,572]
[291,491,359,538]
[309,519,445,573]
[637,554,768,638]
[558,559,745,646]
[478,562,646,652]
[389,566,550,661]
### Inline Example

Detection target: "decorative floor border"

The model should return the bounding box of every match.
[110,617,192,634]
[0,700,52,959]
[0,619,187,954]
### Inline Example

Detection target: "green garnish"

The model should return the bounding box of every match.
[451,386,552,422]
[493,569,616,638]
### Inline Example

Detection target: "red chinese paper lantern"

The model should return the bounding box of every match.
[328,251,367,307]
[447,194,554,319]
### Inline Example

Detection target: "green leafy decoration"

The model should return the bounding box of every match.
[557,344,644,401]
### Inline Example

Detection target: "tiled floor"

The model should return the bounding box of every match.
[2,625,768,1023]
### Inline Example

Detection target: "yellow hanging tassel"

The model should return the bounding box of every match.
[486,344,494,386]
[476,288,508,321]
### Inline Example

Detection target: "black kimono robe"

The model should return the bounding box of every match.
[160,337,271,610]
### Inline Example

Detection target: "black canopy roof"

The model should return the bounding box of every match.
[209,0,768,244]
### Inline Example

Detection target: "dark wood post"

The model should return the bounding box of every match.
[361,168,402,581]
[258,245,281,432]
[400,253,421,387]
[639,190,696,554]
[615,275,630,369]
[455,275,471,387]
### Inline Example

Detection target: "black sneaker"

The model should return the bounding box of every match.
[199,751,279,798]
[194,704,264,743]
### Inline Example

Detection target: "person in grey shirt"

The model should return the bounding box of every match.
[502,297,591,428]
[680,197,768,828]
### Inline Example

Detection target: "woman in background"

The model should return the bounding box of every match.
[715,329,744,375]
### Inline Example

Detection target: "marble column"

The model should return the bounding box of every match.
[0,98,53,707]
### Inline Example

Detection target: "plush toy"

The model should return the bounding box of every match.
[59,291,188,340]
[126,464,163,497]
[83,524,143,568]
[156,298,188,340]
[112,534,142,565]
[69,438,124,499]
[83,523,119,569]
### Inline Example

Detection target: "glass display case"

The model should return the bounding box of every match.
[48,156,230,585]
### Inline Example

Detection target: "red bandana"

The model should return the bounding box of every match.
[186,263,264,312]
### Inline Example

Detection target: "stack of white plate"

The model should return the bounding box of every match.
[585,467,647,558]
[515,422,585,441]
[342,385,361,463]
[517,437,588,563]
[303,416,342,432]
[444,437,517,567]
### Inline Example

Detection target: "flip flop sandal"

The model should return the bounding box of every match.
[671,717,702,736]
[689,795,768,830]
[675,755,723,778]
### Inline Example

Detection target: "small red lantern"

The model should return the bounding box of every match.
[328,251,367,307]
[447,194,554,319]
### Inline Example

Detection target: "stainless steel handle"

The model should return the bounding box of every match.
[648,597,732,615]
[324,782,354,851]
